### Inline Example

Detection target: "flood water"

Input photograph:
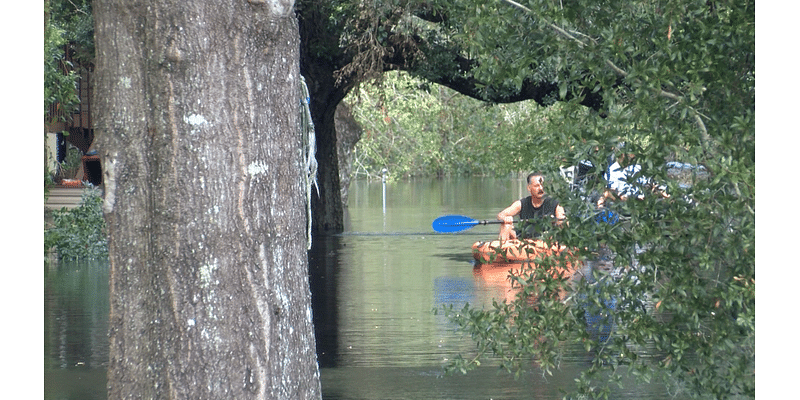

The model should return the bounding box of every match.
[45,177,686,399]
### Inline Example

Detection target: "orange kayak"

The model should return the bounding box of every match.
[471,239,581,276]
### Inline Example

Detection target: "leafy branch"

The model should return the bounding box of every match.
[499,0,712,151]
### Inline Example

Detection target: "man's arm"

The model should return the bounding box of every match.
[497,200,522,240]
[597,189,624,207]
[554,204,566,226]
[497,200,522,223]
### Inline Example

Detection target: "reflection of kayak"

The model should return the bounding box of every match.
[473,263,524,304]
[471,239,581,276]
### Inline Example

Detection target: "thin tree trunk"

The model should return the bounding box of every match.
[310,108,345,233]
[335,102,362,206]
[93,0,321,398]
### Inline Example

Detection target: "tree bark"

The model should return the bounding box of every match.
[309,103,345,234]
[93,0,321,398]
[298,5,350,234]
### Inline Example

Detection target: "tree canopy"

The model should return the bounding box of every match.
[418,1,754,398]
[313,1,754,396]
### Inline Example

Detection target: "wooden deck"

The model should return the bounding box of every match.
[45,186,96,210]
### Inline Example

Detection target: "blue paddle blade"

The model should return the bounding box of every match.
[432,215,480,233]
[594,210,619,225]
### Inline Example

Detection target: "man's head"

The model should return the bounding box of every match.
[616,153,636,165]
[526,172,546,199]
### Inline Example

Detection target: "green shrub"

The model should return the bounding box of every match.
[45,188,108,261]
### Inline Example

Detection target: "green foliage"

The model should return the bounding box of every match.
[44,0,101,254]
[45,188,108,261]
[45,15,79,118]
[441,254,587,376]
[44,0,94,118]
[348,71,563,178]
[428,0,754,398]
[60,143,85,179]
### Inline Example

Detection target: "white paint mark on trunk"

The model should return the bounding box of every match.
[247,161,269,176]
[102,154,117,214]
[185,113,209,127]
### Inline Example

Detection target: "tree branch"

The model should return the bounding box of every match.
[382,34,606,110]
[499,0,711,147]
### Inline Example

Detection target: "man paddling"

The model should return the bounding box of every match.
[497,172,566,240]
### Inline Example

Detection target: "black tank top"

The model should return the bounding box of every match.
[517,196,559,238]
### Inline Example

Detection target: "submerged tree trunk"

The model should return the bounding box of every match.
[300,66,347,234]
[298,4,353,234]
[93,0,321,398]
[309,101,345,234]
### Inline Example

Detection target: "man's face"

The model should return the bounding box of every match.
[618,153,635,165]
[528,176,545,199]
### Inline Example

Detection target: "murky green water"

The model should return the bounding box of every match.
[44,258,109,400]
[44,176,686,399]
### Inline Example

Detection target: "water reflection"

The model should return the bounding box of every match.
[472,263,523,305]
[44,177,685,400]
[473,259,618,345]
[308,234,342,368]
[44,258,109,400]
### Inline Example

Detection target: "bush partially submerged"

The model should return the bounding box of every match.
[45,188,108,261]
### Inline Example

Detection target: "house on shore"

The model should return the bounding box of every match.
[45,45,101,210]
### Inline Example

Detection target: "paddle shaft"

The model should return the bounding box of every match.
[473,219,503,226]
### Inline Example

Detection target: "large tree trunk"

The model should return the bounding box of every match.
[93,0,321,398]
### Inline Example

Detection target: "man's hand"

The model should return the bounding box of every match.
[499,223,517,241]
